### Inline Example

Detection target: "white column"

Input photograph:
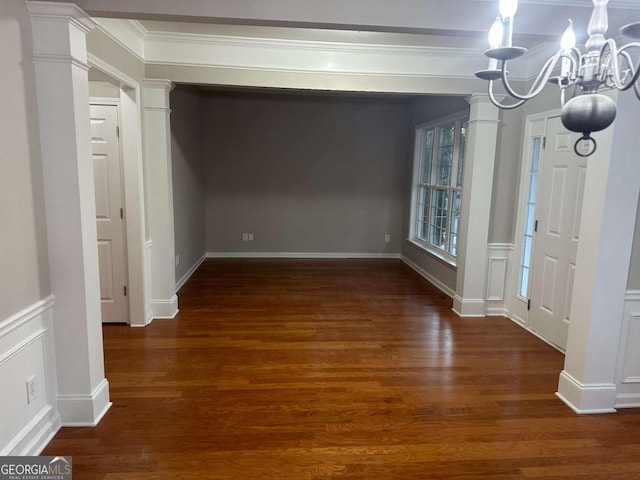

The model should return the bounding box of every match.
[557,91,640,413]
[142,79,178,319]
[453,93,501,317]
[27,1,111,425]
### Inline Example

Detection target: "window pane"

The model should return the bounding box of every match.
[531,137,541,171]
[417,220,427,240]
[439,123,455,147]
[435,146,453,187]
[450,213,459,236]
[518,136,542,298]
[422,130,435,184]
[525,203,535,236]
[448,233,457,256]
[452,190,461,215]
[519,266,530,298]
[523,236,532,268]
[429,226,445,249]
[457,121,467,188]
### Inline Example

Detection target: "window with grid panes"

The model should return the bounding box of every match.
[411,114,468,263]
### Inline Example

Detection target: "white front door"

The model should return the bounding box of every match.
[528,116,587,350]
[91,104,129,324]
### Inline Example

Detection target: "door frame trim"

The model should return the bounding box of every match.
[88,54,149,327]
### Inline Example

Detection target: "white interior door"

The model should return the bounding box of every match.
[528,116,587,350]
[91,103,129,324]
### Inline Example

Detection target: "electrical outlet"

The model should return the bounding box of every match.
[384,234,391,243]
[26,375,37,404]
[248,233,254,241]
[175,254,180,266]
[242,233,249,241]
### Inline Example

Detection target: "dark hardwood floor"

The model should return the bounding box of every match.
[43,259,640,479]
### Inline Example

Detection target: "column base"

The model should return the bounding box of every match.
[452,295,485,317]
[58,379,112,426]
[556,370,617,414]
[151,295,179,319]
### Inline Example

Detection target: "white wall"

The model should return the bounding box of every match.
[202,91,410,256]
[171,85,206,285]
[0,0,59,455]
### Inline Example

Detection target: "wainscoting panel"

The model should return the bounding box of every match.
[0,297,60,455]
[485,243,514,317]
[616,291,640,408]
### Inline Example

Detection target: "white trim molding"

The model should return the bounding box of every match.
[207,252,401,260]
[556,370,617,414]
[401,255,456,299]
[176,254,206,292]
[151,295,179,319]
[452,296,486,317]
[0,297,61,455]
[93,18,145,63]
[485,243,514,317]
[614,290,640,408]
[453,94,501,318]
[143,240,154,326]
[143,31,488,81]
[57,379,112,427]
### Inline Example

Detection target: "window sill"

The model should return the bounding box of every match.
[406,239,457,269]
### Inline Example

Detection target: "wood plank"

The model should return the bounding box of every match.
[42,259,640,479]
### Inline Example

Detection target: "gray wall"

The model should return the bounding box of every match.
[489,85,564,245]
[0,0,50,320]
[202,91,410,254]
[171,85,206,282]
[400,95,470,292]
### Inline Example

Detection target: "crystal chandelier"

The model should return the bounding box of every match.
[475,0,640,156]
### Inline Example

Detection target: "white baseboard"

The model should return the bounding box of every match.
[616,393,640,409]
[151,295,179,319]
[556,370,617,414]
[3,406,61,456]
[485,306,508,317]
[58,378,113,427]
[400,255,455,298]
[206,251,401,259]
[452,295,486,317]
[176,254,206,292]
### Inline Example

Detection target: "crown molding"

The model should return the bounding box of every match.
[94,19,543,82]
[93,18,145,63]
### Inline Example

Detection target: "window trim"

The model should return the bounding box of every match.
[409,111,469,266]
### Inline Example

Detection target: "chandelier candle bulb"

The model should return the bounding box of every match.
[488,17,503,69]
[499,0,518,47]
[560,22,576,78]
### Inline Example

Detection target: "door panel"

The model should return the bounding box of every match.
[91,104,129,324]
[528,116,586,350]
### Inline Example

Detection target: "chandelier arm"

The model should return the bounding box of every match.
[487,81,527,109]
[567,47,582,80]
[601,39,627,89]
[601,40,640,91]
[499,52,561,101]
[615,43,640,90]
[618,50,637,86]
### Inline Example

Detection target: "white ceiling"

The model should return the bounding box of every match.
[68,0,640,43]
